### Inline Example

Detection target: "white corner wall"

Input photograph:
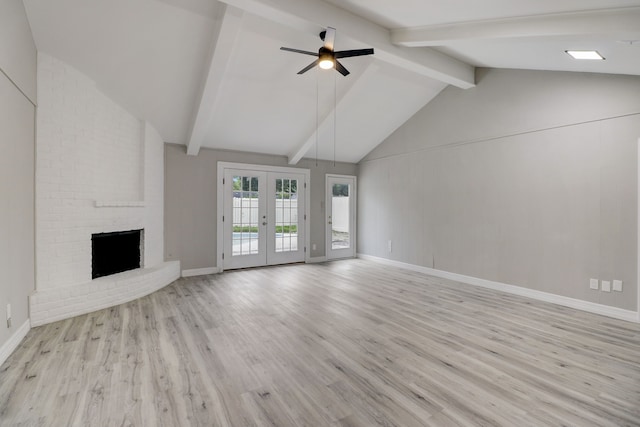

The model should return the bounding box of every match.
[31,53,178,326]
[143,122,165,267]
[359,69,640,316]
[0,0,36,366]
[36,53,143,289]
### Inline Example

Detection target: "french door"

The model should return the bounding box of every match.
[326,175,356,259]
[220,164,308,270]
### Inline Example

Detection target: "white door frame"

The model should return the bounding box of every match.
[217,162,311,272]
[637,137,640,322]
[326,174,357,260]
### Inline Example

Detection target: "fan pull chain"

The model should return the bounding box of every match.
[333,69,337,167]
[315,67,319,167]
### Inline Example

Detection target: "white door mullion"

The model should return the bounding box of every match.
[222,166,307,270]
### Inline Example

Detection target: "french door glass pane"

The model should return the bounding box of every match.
[232,175,260,256]
[275,178,298,253]
[331,183,350,250]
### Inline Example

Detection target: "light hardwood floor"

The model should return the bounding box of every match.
[1,259,639,426]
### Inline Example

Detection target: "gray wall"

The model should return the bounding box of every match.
[359,68,640,311]
[0,0,36,104]
[0,0,36,351]
[165,144,357,270]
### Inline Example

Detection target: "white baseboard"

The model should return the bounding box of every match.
[181,267,220,277]
[358,254,639,323]
[183,258,331,273]
[0,319,30,367]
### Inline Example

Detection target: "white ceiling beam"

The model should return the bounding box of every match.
[392,7,640,47]
[187,5,244,156]
[216,0,475,89]
[288,61,379,165]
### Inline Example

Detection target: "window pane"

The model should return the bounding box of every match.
[233,175,260,256]
[332,184,350,249]
[275,178,298,253]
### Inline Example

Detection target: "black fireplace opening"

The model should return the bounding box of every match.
[92,229,143,279]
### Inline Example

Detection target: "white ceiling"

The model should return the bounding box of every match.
[22,0,640,163]
[323,0,640,28]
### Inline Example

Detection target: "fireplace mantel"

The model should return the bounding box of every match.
[95,200,146,207]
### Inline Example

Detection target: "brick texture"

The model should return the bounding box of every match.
[32,53,175,325]
[30,261,180,326]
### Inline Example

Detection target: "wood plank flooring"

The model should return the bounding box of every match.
[1,259,639,426]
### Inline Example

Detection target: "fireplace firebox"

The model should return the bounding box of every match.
[91,229,143,279]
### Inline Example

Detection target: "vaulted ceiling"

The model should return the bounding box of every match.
[23,0,640,163]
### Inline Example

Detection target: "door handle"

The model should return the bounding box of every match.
[262,221,267,226]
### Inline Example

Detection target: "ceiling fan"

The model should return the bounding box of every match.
[280,27,374,76]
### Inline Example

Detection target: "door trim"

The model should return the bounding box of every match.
[217,162,311,272]
[326,174,357,260]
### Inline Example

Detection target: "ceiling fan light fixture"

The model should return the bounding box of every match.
[280,27,373,76]
[319,52,334,69]
[565,50,605,60]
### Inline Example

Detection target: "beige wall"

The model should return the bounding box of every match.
[164,144,357,270]
[0,0,36,354]
[359,68,640,311]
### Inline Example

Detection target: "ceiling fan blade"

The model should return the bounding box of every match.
[298,59,320,74]
[334,48,375,59]
[334,60,350,76]
[280,47,318,56]
[323,27,336,51]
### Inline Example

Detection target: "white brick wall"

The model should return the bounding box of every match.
[143,122,164,267]
[32,53,175,325]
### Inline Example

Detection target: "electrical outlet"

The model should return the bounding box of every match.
[589,279,599,290]
[388,240,392,253]
[601,280,611,292]
[613,280,623,292]
[312,243,316,251]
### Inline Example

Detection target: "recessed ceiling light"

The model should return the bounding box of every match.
[565,50,605,60]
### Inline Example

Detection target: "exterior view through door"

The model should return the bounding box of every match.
[327,174,356,259]
[219,163,309,270]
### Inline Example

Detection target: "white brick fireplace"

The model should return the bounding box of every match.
[30,53,179,326]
